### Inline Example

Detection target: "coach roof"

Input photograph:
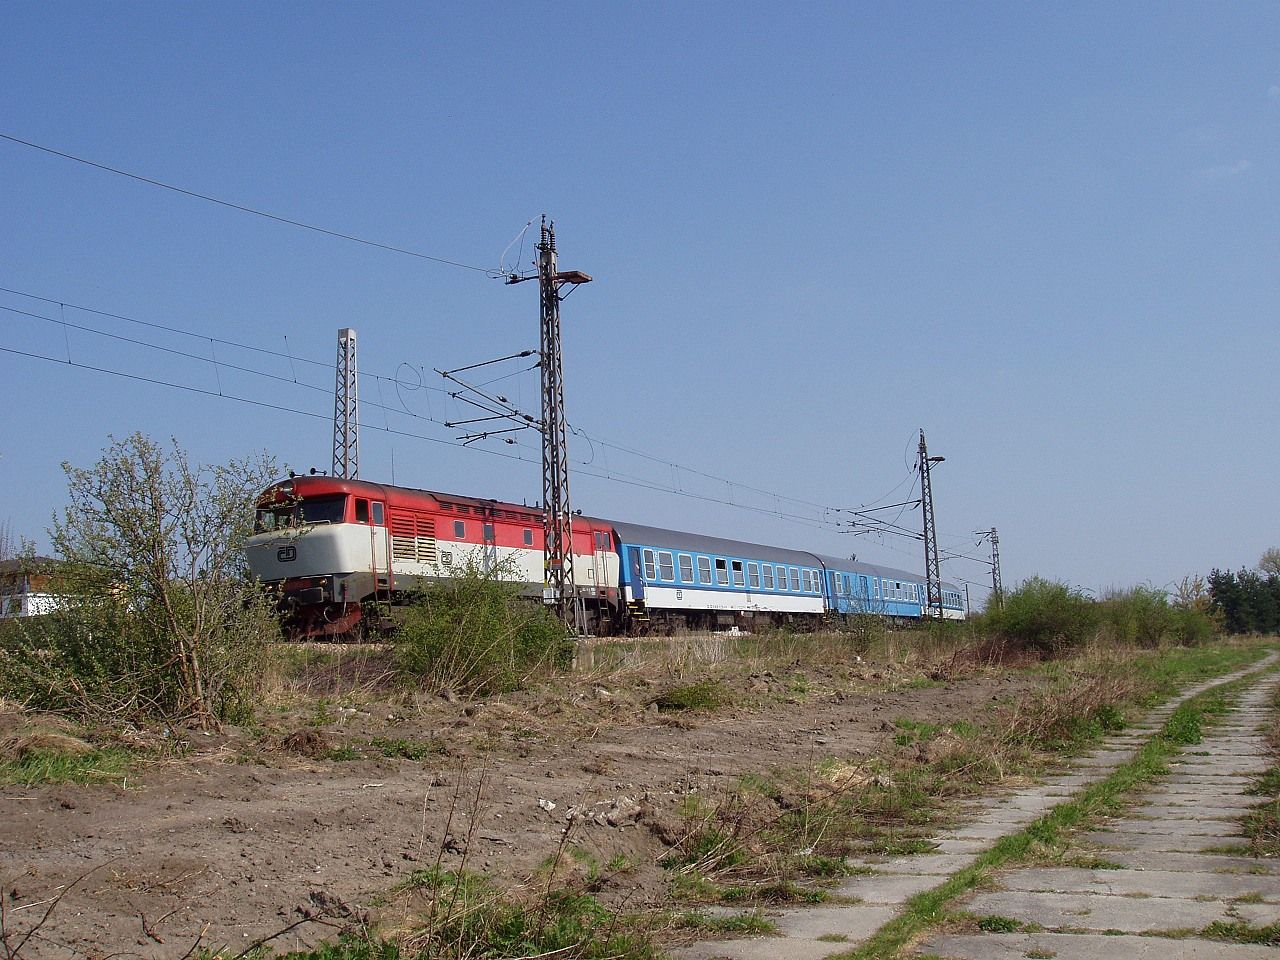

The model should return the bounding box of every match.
[607,520,822,567]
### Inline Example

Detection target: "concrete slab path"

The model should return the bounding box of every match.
[671,655,1277,960]
[919,668,1280,960]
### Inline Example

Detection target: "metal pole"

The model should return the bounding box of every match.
[537,219,583,632]
[919,430,943,619]
[989,527,1003,610]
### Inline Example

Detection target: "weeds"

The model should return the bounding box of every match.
[395,558,570,697]
[393,867,660,959]
[1201,918,1280,945]
[370,737,444,761]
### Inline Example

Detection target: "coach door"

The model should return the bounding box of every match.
[628,548,645,601]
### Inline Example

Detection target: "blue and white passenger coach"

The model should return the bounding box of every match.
[614,521,828,631]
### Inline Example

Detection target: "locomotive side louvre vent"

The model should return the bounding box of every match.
[390,515,437,564]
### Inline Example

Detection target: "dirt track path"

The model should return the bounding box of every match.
[0,669,1025,957]
[675,656,1279,960]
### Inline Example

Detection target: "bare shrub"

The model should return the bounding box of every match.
[0,434,278,729]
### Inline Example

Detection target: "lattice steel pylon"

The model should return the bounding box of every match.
[535,219,591,632]
[989,527,1003,610]
[919,429,944,619]
[332,327,359,479]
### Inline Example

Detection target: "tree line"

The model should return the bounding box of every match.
[1208,549,1280,634]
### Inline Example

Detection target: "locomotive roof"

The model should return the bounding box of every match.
[261,476,545,520]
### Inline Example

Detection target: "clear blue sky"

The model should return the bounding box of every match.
[3,1,1278,604]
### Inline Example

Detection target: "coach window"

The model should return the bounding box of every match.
[454,520,466,539]
[715,558,729,585]
[642,549,657,580]
[763,564,775,589]
[731,560,745,586]
[678,554,694,582]
[747,562,760,588]
[659,551,675,581]
[697,556,712,584]
[789,567,800,591]
[523,529,534,546]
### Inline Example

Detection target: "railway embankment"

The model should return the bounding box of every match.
[0,636,1272,958]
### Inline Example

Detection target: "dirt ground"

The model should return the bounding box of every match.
[0,639,1037,958]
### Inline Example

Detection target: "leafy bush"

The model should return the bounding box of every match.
[394,559,570,697]
[982,577,1099,655]
[1097,585,1171,647]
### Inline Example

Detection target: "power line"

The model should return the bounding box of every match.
[0,285,887,525]
[0,339,859,541]
[1,286,986,552]
[0,133,501,276]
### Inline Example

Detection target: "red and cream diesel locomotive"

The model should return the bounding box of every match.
[245,475,621,638]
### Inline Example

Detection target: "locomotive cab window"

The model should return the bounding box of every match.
[371,502,384,524]
[483,523,495,541]
[355,498,370,523]
[454,520,466,539]
[262,495,347,529]
[523,529,534,546]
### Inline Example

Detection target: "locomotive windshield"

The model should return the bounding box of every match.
[254,495,348,531]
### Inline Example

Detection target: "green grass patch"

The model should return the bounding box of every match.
[0,746,132,785]
[674,910,777,934]
[651,680,729,713]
